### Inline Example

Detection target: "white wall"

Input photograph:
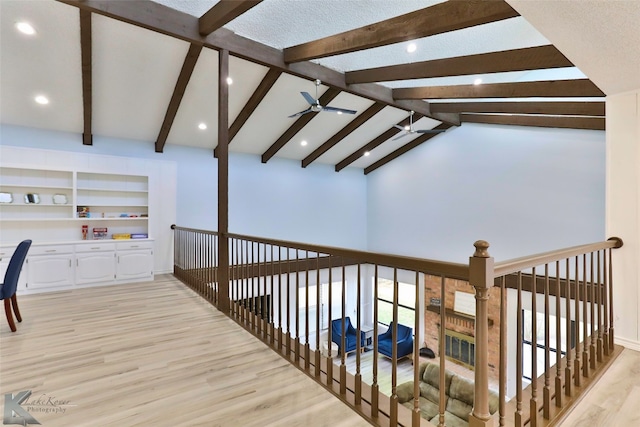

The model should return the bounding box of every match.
[0,124,368,250]
[367,122,606,264]
[606,90,640,351]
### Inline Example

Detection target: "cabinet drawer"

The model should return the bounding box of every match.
[75,243,116,252]
[29,245,74,256]
[0,247,15,261]
[116,241,153,251]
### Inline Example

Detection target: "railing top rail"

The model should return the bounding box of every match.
[172,225,219,236]
[225,232,470,280]
[493,237,623,278]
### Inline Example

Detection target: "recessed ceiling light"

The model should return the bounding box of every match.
[406,43,417,53]
[16,22,36,35]
[226,77,233,85]
[34,95,49,105]
[474,78,483,85]
[300,140,308,146]
[337,111,342,115]
[364,151,370,157]
[198,123,207,130]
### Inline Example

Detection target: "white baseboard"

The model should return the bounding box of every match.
[614,335,640,352]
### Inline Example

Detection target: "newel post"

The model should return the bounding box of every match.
[469,240,495,427]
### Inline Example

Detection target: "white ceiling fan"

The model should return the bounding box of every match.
[288,79,357,118]
[393,110,447,140]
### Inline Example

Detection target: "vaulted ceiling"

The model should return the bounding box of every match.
[1,0,637,174]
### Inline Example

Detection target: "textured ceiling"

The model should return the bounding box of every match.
[1,0,626,172]
[506,0,640,96]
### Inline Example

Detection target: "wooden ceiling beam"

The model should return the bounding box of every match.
[229,69,281,142]
[301,103,385,168]
[199,0,263,36]
[334,114,425,172]
[346,45,572,84]
[461,114,605,130]
[79,9,92,145]
[393,79,605,99]
[155,44,203,153]
[431,101,605,116]
[214,69,281,158]
[283,0,519,63]
[56,0,442,121]
[262,88,341,163]
[364,124,451,175]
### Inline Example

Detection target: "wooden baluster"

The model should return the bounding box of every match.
[596,250,603,363]
[355,263,362,405]
[555,261,563,407]
[589,252,596,370]
[543,264,551,419]
[412,270,421,427]
[530,266,538,427]
[340,261,347,395]
[390,268,398,427]
[305,250,310,370]
[602,249,610,356]
[574,256,582,387]
[564,258,573,397]
[516,271,523,427]
[315,253,321,377]
[371,265,379,417]
[327,257,333,387]
[499,276,506,426]
[582,254,589,378]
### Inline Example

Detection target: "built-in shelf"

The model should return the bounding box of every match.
[427,305,494,327]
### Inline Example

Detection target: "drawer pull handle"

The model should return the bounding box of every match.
[91,247,100,250]
[45,250,56,253]
[130,245,139,248]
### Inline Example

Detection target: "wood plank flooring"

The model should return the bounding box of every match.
[0,275,370,427]
[2,274,637,426]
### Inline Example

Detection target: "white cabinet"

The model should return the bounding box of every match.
[116,241,153,281]
[0,247,27,292]
[26,245,74,290]
[76,243,116,284]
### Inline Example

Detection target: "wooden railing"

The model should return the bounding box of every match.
[172,225,623,427]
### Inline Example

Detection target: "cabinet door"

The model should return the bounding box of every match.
[76,252,116,284]
[27,255,74,289]
[0,260,27,292]
[117,249,153,281]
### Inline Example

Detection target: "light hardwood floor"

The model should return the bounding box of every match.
[558,347,640,426]
[2,275,637,427]
[0,276,369,427]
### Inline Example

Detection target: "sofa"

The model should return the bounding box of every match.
[378,322,414,359]
[397,362,499,427]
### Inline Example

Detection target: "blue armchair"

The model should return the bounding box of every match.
[378,322,414,360]
[331,317,366,355]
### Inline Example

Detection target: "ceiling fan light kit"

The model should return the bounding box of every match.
[288,79,357,118]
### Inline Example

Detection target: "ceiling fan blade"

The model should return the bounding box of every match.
[416,129,447,134]
[392,124,405,131]
[288,108,312,118]
[392,132,408,141]
[322,106,357,115]
[301,92,316,106]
